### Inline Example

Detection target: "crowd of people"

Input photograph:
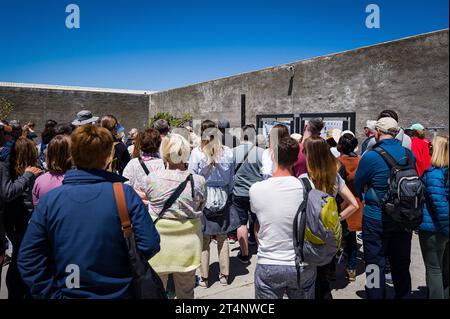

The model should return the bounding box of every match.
[0,108,448,300]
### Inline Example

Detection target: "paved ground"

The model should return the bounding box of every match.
[1,234,426,299]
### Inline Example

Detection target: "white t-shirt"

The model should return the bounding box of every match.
[249,176,304,266]
[261,148,273,177]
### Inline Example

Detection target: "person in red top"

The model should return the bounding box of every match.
[409,123,432,177]
[292,118,324,177]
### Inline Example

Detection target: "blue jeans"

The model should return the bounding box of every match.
[255,264,316,299]
[363,216,412,299]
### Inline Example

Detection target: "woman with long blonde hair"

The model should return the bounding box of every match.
[300,136,359,299]
[418,133,449,299]
[188,120,240,288]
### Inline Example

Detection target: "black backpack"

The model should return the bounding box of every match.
[374,147,425,231]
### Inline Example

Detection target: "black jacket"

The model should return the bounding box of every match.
[0,160,35,251]
[114,140,131,176]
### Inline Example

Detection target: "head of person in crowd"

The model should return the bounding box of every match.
[8,120,24,141]
[132,128,161,159]
[303,136,339,195]
[290,133,303,144]
[378,109,399,122]
[41,120,58,145]
[268,124,290,150]
[272,137,300,172]
[430,133,449,168]
[219,119,239,148]
[218,119,230,135]
[303,118,324,140]
[54,122,73,136]
[326,136,338,148]
[46,135,72,175]
[200,119,223,165]
[0,120,11,147]
[408,123,427,139]
[375,117,399,141]
[364,120,377,137]
[404,128,415,138]
[338,133,359,156]
[9,137,38,176]
[160,133,191,169]
[72,110,99,127]
[128,128,139,141]
[100,114,120,137]
[242,124,257,144]
[153,119,170,138]
[70,125,114,171]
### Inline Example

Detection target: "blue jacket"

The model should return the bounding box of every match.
[17,169,160,299]
[419,167,449,234]
[354,138,415,221]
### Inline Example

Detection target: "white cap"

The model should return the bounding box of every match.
[365,120,377,131]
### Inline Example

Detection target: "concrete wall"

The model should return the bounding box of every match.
[0,85,151,137]
[150,30,449,139]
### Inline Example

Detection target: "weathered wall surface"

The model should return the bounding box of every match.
[150,30,449,138]
[0,85,150,136]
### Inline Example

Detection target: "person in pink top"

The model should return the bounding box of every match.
[292,118,324,177]
[32,135,72,206]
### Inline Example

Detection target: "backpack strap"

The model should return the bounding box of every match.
[235,145,255,174]
[293,178,311,287]
[138,156,150,176]
[113,183,133,239]
[373,146,403,169]
[154,174,194,224]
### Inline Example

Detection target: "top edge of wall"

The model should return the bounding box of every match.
[0,82,156,95]
[151,29,449,95]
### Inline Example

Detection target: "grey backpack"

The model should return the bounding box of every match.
[293,178,342,285]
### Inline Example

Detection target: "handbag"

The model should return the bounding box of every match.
[113,183,167,299]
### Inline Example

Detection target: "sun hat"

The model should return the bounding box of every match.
[72,110,99,126]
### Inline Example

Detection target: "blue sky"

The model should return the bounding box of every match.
[0,0,448,91]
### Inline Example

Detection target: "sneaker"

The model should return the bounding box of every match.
[237,252,250,264]
[385,273,394,287]
[228,234,238,244]
[346,269,357,282]
[198,277,208,289]
[219,274,228,286]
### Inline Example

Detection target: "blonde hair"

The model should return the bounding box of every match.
[431,133,449,168]
[200,120,223,165]
[160,133,191,166]
[304,137,339,195]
